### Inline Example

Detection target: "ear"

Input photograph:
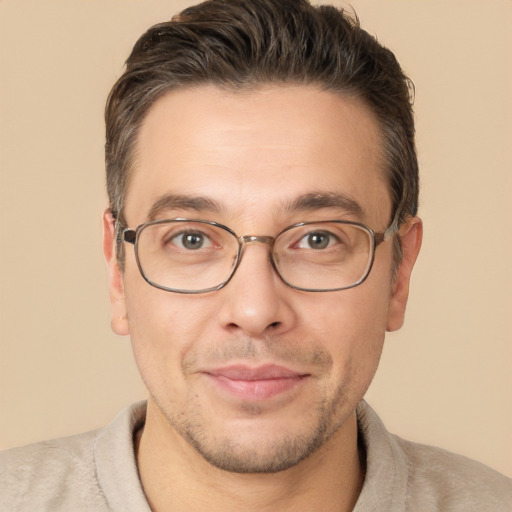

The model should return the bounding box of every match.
[103,209,130,336]
[386,217,423,332]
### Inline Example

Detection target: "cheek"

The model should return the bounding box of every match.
[122,274,214,393]
[301,277,391,391]
[302,273,391,343]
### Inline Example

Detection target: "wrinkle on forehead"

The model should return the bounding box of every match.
[126,84,391,228]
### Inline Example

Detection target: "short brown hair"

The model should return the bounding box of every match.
[105,0,418,262]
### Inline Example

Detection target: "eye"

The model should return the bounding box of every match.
[296,231,338,250]
[170,230,213,250]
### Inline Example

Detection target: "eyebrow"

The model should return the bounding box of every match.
[147,194,222,221]
[283,192,364,218]
[146,191,364,222]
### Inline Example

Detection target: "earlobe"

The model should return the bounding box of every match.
[386,217,423,332]
[102,209,130,336]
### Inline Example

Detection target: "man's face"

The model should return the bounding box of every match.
[105,85,420,473]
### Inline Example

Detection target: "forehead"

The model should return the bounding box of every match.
[125,84,391,227]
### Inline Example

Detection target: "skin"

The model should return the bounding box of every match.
[103,84,422,512]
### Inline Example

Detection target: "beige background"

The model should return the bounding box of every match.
[1,0,511,476]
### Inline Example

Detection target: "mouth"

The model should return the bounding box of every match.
[203,364,310,401]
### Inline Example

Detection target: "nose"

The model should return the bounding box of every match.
[217,241,297,338]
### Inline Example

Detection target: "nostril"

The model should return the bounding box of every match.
[269,321,281,329]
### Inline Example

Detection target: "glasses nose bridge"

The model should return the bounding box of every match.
[238,235,276,245]
[234,234,278,280]
[238,234,276,248]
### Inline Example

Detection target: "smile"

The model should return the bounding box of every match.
[203,364,310,401]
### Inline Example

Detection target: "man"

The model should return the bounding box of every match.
[1,0,510,510]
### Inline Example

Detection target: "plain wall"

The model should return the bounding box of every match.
[1,0,511,476]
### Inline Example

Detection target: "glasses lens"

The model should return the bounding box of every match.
[274,222,374,291]
[136,220,239,292]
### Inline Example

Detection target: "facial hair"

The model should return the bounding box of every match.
[149,335,357,474]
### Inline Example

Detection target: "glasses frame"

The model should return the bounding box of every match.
[120,218,396,294]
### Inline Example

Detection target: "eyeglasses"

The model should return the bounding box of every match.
[120,218,396,293]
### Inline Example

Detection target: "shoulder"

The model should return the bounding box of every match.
[0,401,148,511]
[0,429,106,510]
[356,401,512,512]
[393,433,512,511]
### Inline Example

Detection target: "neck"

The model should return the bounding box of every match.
[136,400,365,512]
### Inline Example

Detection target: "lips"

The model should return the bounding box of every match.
[203,364,309,400]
